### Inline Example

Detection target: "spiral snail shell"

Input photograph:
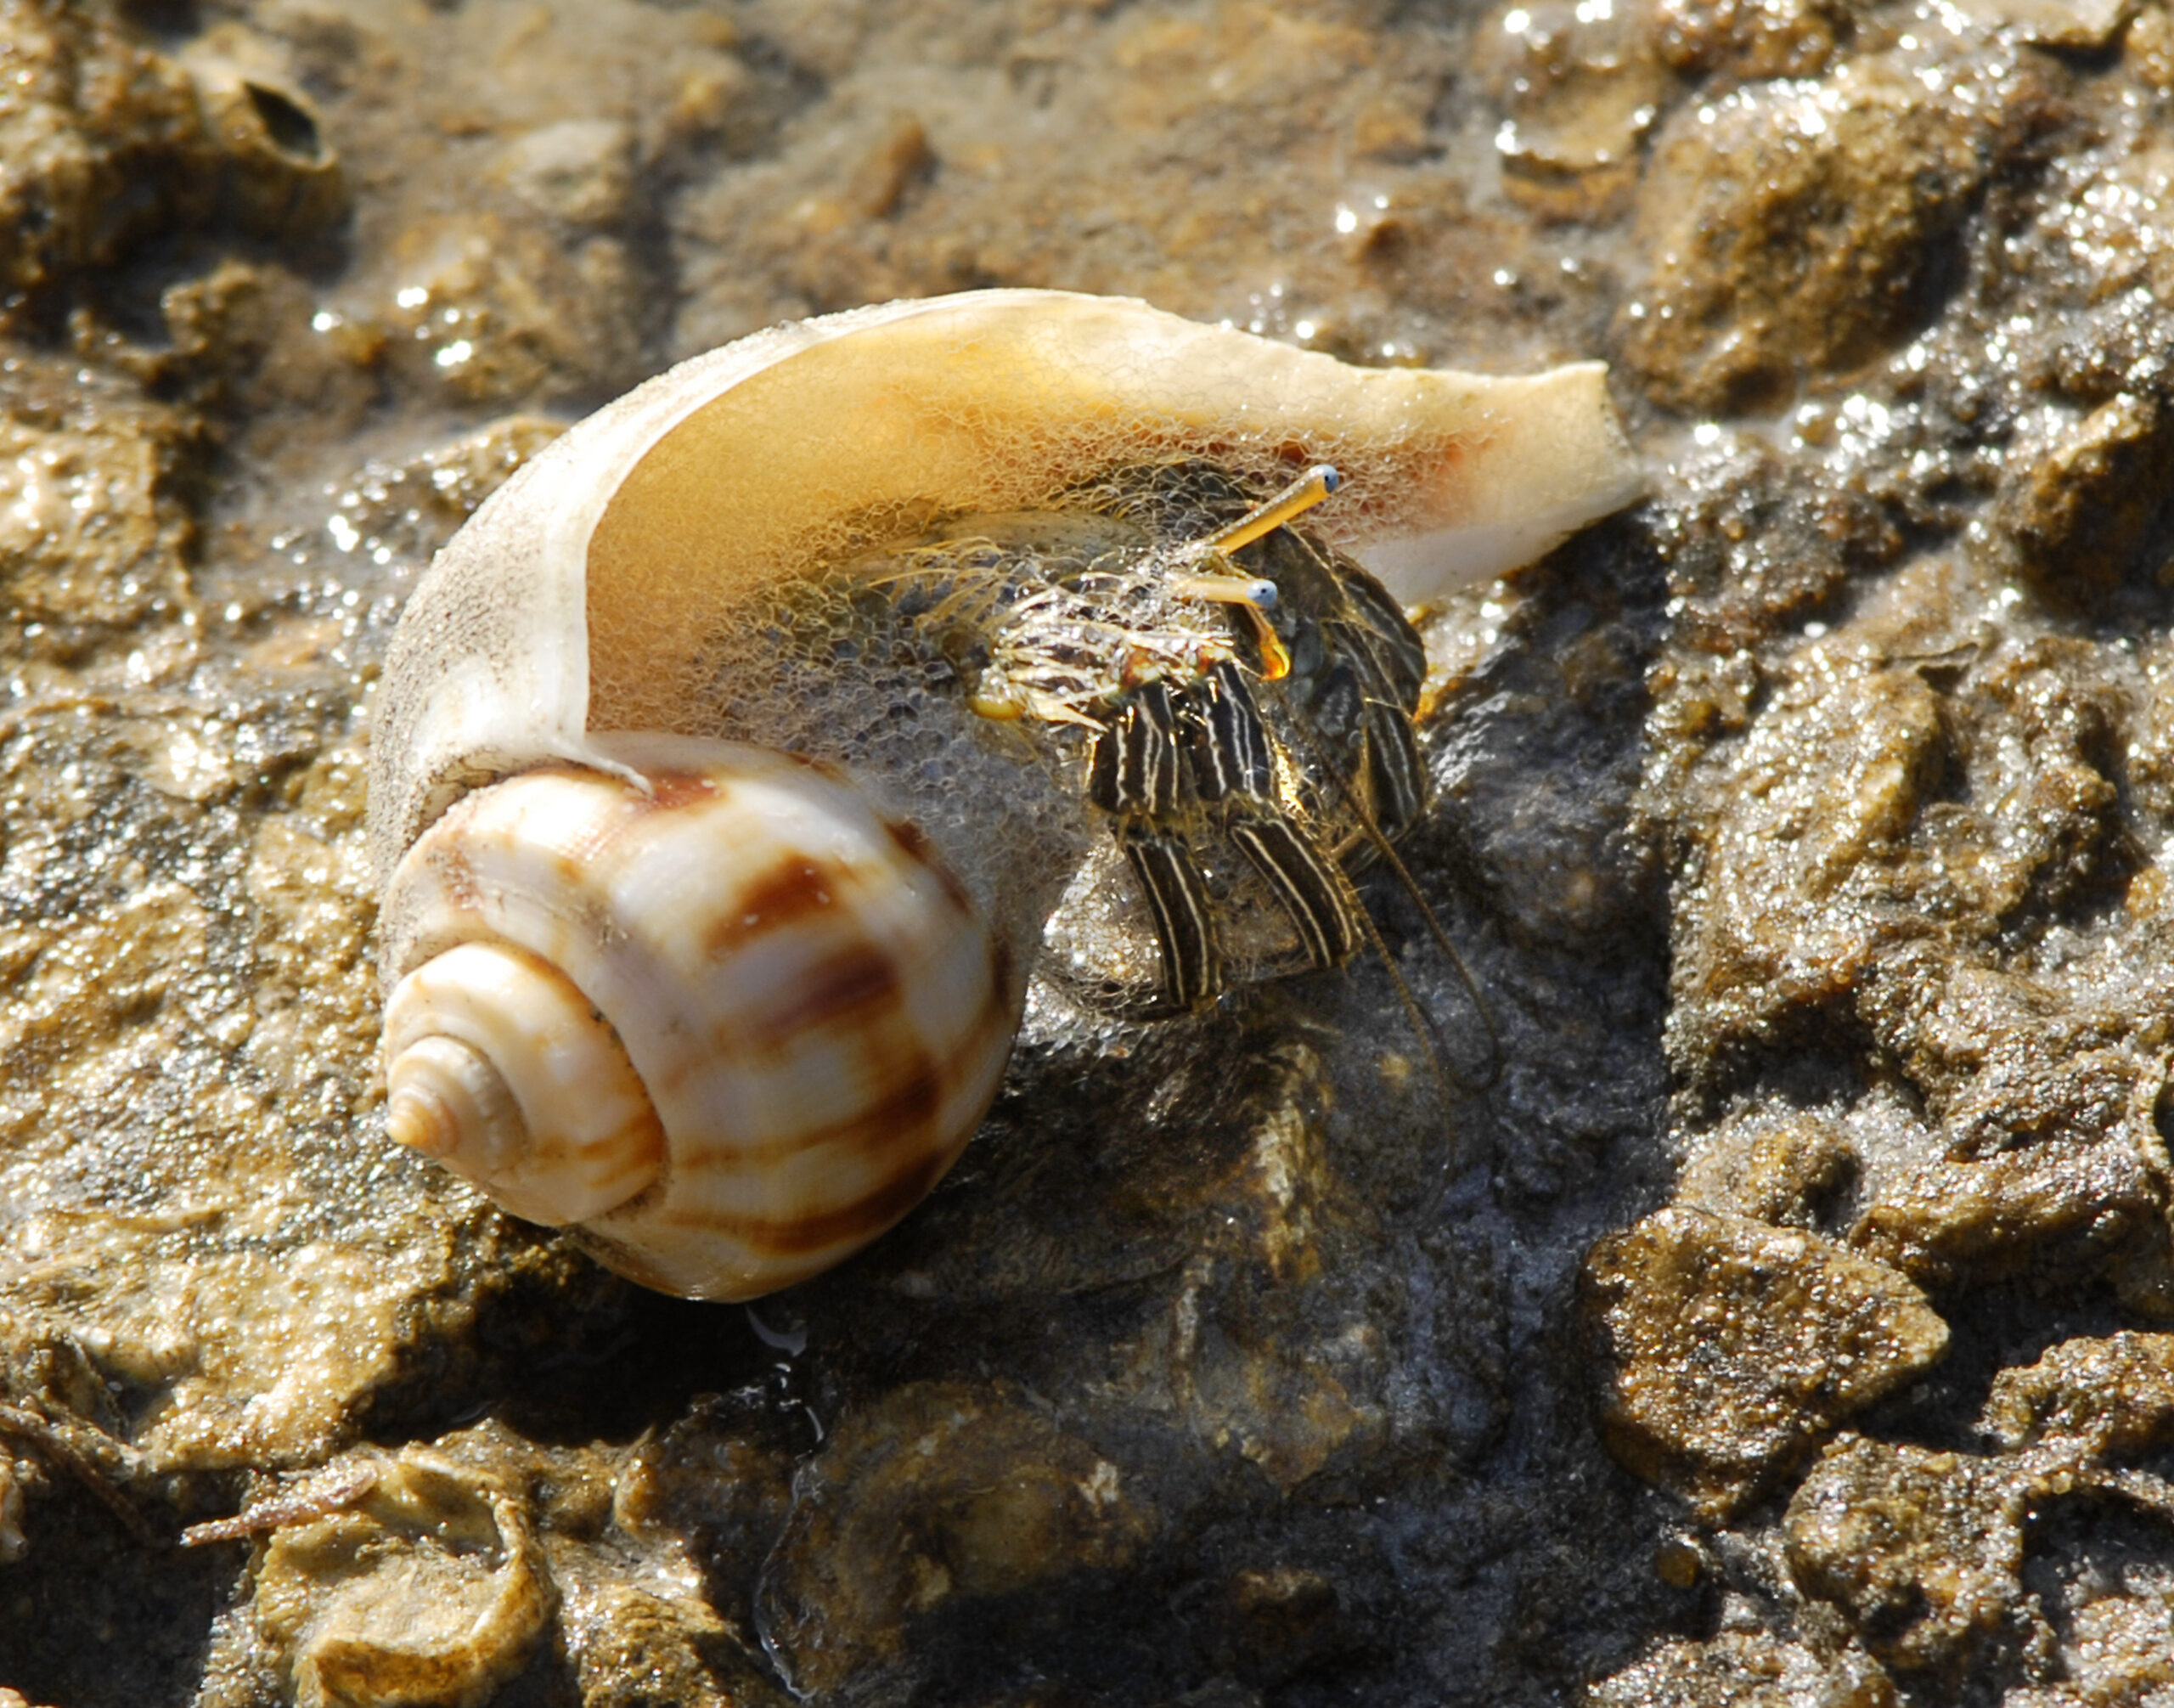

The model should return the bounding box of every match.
[368,288,1642,1301]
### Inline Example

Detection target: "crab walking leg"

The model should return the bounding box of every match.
[1090,681,1225,1006]
[1119,826,1222,1007]
[1227,816,1361,969]
[1178,662,1365,972]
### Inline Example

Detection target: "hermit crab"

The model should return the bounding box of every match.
[366,288,1642,1301]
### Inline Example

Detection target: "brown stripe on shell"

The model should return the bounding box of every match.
[777,949,1017,1167]
[560,1109,669,1198]
[741,938,903,1050]
[662,1141,953,1260]
[656,925,1013,1193]
[882,815,975,917]
[781,1055,943,1165]
[683,978,949,1169]
[649,1051,942,1170]
[703,855,840,960]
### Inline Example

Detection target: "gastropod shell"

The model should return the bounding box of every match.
[367,288,1642,1301]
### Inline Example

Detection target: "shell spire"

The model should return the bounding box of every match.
[378,736,1020,1301]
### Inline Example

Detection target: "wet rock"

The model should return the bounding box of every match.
[1676,1111,1859,1231]
[757,1383,1160,1697]
[556,1574,786,1708]
[1664,580,2147,1119]
[1647,0,1855,80]
[1642,432,1901,666]
[1588,1630,1900,1708]
[178,25,347,240]
[1664,635,1952,1066]
[0,3,206,310]
[0,1457,23,1564]
[668,0,1523,362]
[371,212,645,409]
[0,397,626,1624]
[249,1446,555,1708]
[1845,995,2174,1302]
[281,416,566,606]
[1980,1332,2174,1460]
[492,120,639,232]
[0,5,343,330]
[2008,1609,2174,1708]
[157,259,359,414]
[0,348,198,671]
[1191,1564,1345,1689]
[605,1394,801,1651]
[1602,12,2174,1688]
[1619,52,2003,415]
[1773,1367,2174,1696]
[230,1,804,428]
[191,1419,809,1708]
[1783,1435,2035,1680]
[1583,1206,1948,1515]
[1993,389,2174,604]
[1969,0,2135,50]
[848,1024,1449,1454]
[1478,3,1673,223]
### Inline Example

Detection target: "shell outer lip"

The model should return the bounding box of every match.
[363,289,1642,885]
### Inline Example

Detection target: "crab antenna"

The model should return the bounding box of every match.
[1193,465,1342,558]
[1283,711,1501,1094]
[1341,806,1501,1092]
[1339,870,1462,1111]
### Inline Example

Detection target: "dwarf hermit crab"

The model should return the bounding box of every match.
[364,288,1642,1301]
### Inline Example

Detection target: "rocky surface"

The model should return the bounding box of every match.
[5,0,2174,1705]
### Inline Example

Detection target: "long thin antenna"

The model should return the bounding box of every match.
[1285,713,1502,1093]
[1344,803,1501,1091]
[1336,857,1462,1113]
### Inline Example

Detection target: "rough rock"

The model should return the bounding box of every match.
[16,0,2174,1705]
[1980,1332,2174,1457]
[1783,1436,2036,1681]
[0,3,206,308]
[1589,1631,1899,1708]
[758,1383,1160,1696]
[1583,1206,1948,1516]
[248,1447,555,1708]
[1619,49,2011,415]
